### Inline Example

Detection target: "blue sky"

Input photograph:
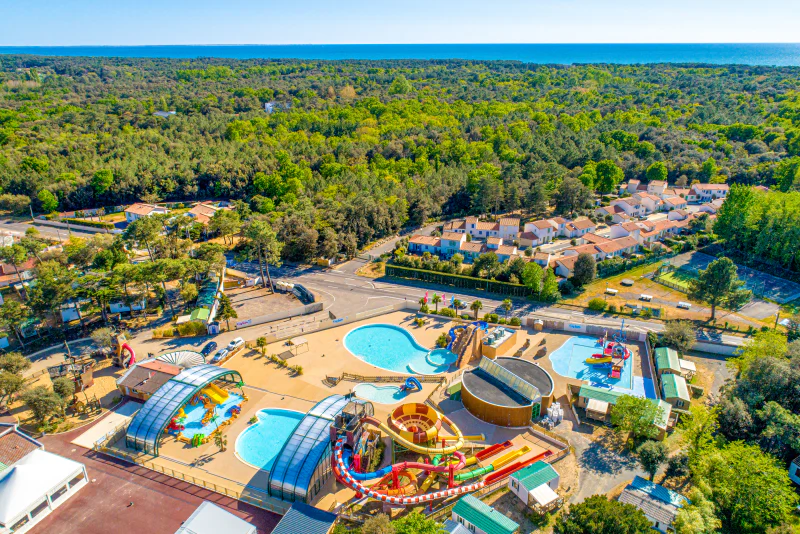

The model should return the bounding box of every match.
[1,0,797,46]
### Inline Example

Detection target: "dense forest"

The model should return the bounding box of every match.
[1,56,800,257]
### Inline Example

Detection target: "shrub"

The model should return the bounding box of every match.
[588,298,607,312]
[249,416,258,424]
[436,333,448,348]
[485,313,499,323]
[460,314,470,320]
[641,308,653,319]
[419,304,430,314]
[498,318,507,325]
[608,304,618,313]
[437,308,456,318]
[509,317,521,326]
[62,218,115,230]
[293,365,303,376]
[176,321,207,337]
[413,317,425,327]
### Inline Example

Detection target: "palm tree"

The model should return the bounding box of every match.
[213,432,227,452]
[431,294,442,312]
[470,300,483,320]
[256,337,267,357]
[501,299,512,320]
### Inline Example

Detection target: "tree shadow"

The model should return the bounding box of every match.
[577,430,638,476]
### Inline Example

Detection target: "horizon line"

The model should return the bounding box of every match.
[2,42,800,48]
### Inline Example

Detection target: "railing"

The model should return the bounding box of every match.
[334,372,443,384]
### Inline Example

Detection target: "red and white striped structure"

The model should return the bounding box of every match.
[331,439,485,505]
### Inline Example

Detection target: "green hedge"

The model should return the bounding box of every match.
[385,264,532,297]
[61,218,115,230]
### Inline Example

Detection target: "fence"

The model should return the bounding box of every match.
[385,264,533,297]
[332,372,443,384]
[34,218,122,235]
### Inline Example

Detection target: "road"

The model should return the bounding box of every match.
[0,218,105,242]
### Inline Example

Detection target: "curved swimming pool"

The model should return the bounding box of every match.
[548,335,634,389]
[235,408,304,471]
[344,324,456,374]
[353,383,407,404]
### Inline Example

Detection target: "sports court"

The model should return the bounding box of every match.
[669,251,800,304]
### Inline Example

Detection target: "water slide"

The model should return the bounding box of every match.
[483,450,553,485]
[454,445,531,482]
[363,415,465,455]
[399,377,423,393]
[333,439,486,505]
[121,342,136,367]
[202,383,229,404]
[446,321,489,350]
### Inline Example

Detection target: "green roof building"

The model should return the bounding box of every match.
[509,461,561,509]
[654,347,681,375]
[661,373,690,407]
[452,494,519,534]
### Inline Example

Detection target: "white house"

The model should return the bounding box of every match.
[447,216,520,241]
[625,179,642,194]
[687,183,729,204]
[595,204,630,223]
[611,197,646,218]
[508,461,561,511]
[633,192,665,213]
[647,180,668,196]
[662,196,688,211]
[408,235,441,255]
[440,231,467,255]
[564,218,596,238]
[108,298,148,314]
[495,245,518,263]
[524,219,559,243]
[451,494,519,534]
[668,209,691,221]
[517,231,540,249]
[124,202,169,222]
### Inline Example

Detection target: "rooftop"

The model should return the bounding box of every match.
[0,424,43,470]
[654,347,681,373]
[176,501,257,534]
[512,460,559,491]
[452,494,520,534]
[271,502,337,534]
[441,231,465,242]
[661,373,690,402]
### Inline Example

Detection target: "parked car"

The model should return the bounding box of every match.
[210,348,228,364]
[201,341,218,357]
[227,337,245,352]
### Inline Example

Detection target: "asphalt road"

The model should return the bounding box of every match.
[0,218,104,242]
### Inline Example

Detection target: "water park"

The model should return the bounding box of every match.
[92,308,653,523]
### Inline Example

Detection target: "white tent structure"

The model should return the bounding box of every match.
[0,449,88,534]
[176,502,256,534]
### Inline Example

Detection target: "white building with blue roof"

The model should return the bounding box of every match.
[618,475,688,532]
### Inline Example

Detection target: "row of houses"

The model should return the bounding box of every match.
[124,201,232,226]
[604,183,729,221]
[625,180,729,204]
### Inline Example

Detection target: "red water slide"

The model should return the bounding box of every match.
[483,450,553,485]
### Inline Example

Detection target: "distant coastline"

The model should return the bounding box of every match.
[1,43,799,66]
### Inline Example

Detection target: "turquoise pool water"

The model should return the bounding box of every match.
[181,392,244,438]
[549,335,634,389]
[353,383,407,404]
[235,408,304,471]
[344,324,457,374]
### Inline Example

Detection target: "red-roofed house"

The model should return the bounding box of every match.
[687,184,729,204]
[408,235,441,254]
[124,203,169,222]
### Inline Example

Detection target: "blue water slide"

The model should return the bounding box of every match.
[342,448,393,481]
[403,377,423,392]
[445,321,489,350]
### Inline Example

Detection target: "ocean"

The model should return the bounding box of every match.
[0,43,799,66]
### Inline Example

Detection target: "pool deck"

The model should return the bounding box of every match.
[103,311,648,510]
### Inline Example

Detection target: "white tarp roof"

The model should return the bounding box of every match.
[529,483,559,506]
[586,398,609,414]
[0,449,84,525]
[679,359,697,372]
[176,502,256,534]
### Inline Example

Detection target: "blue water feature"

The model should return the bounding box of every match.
[181,392,244,438]
[344,324,456,374]
[353,383,407,404]
[548,335,634,390]
[235,408,304,471]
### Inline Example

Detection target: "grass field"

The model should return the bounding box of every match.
[657,269,696,291]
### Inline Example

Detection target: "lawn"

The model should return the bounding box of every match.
[656,269,696,291]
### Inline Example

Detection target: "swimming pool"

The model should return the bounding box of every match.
[353,383,407,404]
[181,392,244,438]
[344,324,457,374]
[235,408,304,471]
[549,335,634,389]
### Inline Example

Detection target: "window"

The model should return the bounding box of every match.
[69,473,85,487]
[50,485,68,502]
[511,479,519,490]
[12,516,30,532]
[30,499,50,518]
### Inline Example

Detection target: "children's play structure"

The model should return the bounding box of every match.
[166,382,247,447]
[398,377,422,394]
[112,333,136,368]
[331,401,552,505]
[584,322,632,380]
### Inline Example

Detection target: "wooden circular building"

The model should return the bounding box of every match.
[462,357,554,427]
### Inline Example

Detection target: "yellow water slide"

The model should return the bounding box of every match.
[489,445,531,469]
[364,413,466,455]
[202,383,229,405]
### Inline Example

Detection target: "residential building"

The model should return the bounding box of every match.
[517,231,540,249]
[440,232,467,255]
[153,110,176,118]
[668,209,691,221]
[654,347,681,376]
[661,373,690,408]
[188,202,229,225]
[495,245,518,263]
[618,476,688,533]
[124,202,169,222]
[459,241,487,262]
[442,519,472,534]
[408,235,440,255]
[446,216,520,241]
[625,179,641,194]
[633,192,665,213]
[116,360,182,402]
[524,219,559,243]
[451,494,519,534]
[573,385,673,439]
[564,218,596,238]
[486,237,503,249]
[662,196,688,211]
[595,204,631,223]
[553,255,580,278]
[647,180,668,196]
[508,461,561,511]
[687,183,729,204]
[531,252,551,267]
[611,197,647,218]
